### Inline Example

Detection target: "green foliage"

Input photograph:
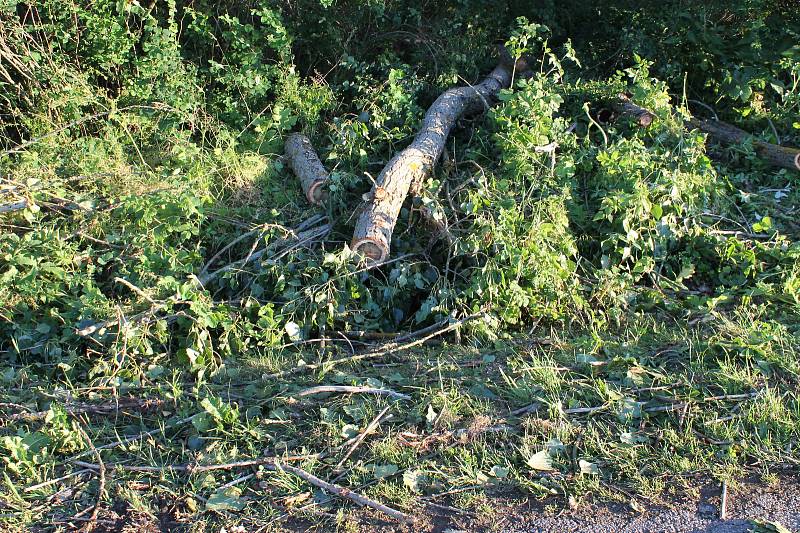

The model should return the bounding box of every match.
[1,1,799,529]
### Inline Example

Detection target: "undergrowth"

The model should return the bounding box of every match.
[0,1,798,531]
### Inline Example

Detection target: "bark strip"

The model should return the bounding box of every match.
[285,133,329,205]
[351,61,518,261]
[614,97,800,171]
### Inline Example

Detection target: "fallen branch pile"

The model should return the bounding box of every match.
[285,50,529,261]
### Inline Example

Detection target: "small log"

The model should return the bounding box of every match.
[613,97,800,172]
[612,94,655,127]
[351,59,520,261]
[284,133,329,205]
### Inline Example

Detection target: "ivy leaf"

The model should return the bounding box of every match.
[341,424,359,439]
[490,465,509,478]
[366,464,398,479]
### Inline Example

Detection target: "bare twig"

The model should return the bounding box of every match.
[74,453,323,474]
[267,312,485,379]
[720,481,728,519]
[24,469,92,493]
[296,386,410,400]
[331,406,392,479]
[273,461,412,523]
[70,413,199,458]
[3,397,164,422]
[76,457,411,523]
[0,200,27,213]
[75,422,105,533]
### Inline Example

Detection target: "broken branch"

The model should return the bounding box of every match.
[613,96,800,171]
[285,133,330,205]
[351,55,523,261]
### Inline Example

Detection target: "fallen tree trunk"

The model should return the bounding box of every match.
[686,117,800,171]
[351,58,522,261]
[285,133,329,205]
[613,96,800,172]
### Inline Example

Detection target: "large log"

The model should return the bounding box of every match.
[285,133,329,205]
[351,60,520,262]
[613,96,800,172]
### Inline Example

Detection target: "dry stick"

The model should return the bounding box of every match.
[0,200,27,213]
[24,469,93,493]
[198,220,330,285]
[720,481,729,520]
[75,217,328,337]
[76,458,411,524]
[4,397,164,423]
[273,462,412,523]
[285,133,330,205]
[331,406,392,480]
[266,312,484,379]
[71,413,199,459]
[75,422,106,533]
[73,453,323,474]
[296,386,410,401]
[199,223,292,277]
[351,55,523,262]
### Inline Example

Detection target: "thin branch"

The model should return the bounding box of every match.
[75,457,412,523]
[296,386,410,400]
[75,421,105,533]
[24,469,92,493]
[331,406,392,479]
[266,312,485,379]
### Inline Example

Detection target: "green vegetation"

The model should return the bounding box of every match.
[1,0,798,530]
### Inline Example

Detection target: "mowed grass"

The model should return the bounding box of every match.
[2,304,797,531]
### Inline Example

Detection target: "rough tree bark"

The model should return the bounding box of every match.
[351,58,524,262]
[612,94,656,127]
[613,97,800,172]
[284,133,329,205]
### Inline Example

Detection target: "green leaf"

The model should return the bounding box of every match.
[578,459,600,475]
[206,487,246,512]
[341,424,359,439]
[425,404,438,425]
[367,464,398,479]
[490,465,509,478]
[526,449,555,471]
[403,469,426,493]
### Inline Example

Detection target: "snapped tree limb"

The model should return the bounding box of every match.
[285,133,330,205]
[614,95,800,172]
[351,55,526,262]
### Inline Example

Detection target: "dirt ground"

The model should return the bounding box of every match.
[417,475,800,533]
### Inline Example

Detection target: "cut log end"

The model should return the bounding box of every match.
[794,153,800,171]
[613,95,656,128]
[285,133,330,205]
[307,180,328,205]
[351,238,388,263]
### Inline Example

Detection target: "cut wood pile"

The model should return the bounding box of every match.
[283,62,800,264]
